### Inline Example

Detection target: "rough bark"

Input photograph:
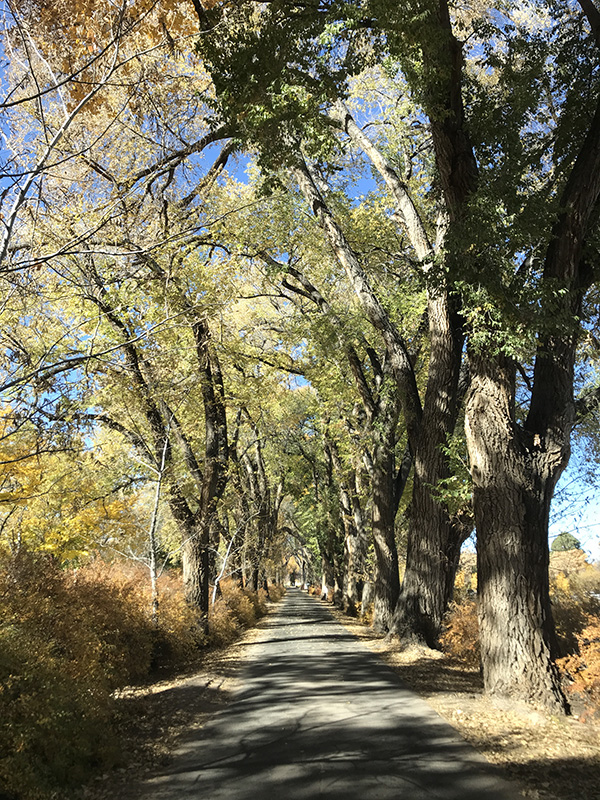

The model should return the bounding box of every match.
[465,355,566,710]
[388,0,477,644]
[343,473,369,615]
[371,429,401,630]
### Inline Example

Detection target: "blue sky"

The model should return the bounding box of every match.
[550,458,600,561]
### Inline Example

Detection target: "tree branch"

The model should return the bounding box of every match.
[577,0,600,47]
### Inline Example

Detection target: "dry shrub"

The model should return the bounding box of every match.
[558,615,600,718]
[268,583,286,602]
[65,559,155,686]
[150,569,204,666]
[0,554,126,798]
[0,555,283,798]
[218,579,257,633]
[207,578,276,646]
[73,559,203,674]
[0,553,201,799]
[440,598,481,668]
[208,595,240,646]
[550,569,600,657]
[241,583,268,621]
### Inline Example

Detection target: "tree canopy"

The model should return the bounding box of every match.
[551,531,583,552]
[1,0,600,718]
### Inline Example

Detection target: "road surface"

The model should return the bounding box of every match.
[137,588,519,799]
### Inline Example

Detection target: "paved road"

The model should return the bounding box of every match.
[138,589,519,799]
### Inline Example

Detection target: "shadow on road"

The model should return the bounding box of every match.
[138,589,520,800]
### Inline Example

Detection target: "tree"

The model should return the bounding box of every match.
[0,1,245,622]
[551,532,583,552]
[0,409,140,562]
[193,0,600,710]
[461,1,600,711]
[273,255,410,626]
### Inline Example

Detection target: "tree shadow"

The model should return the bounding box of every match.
[490,753,600,800]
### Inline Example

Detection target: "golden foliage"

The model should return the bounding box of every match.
[440,599,481,668]
[550,566,600,657]
[558,617,600,718]
[207,578,275,646]
[8,0,201,116]
[0,553,200,798]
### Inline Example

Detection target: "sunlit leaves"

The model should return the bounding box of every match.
[0,411,140,562]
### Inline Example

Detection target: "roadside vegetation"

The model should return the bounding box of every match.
[0,552,284,800]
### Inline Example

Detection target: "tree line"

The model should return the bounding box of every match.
[2,0,600,714]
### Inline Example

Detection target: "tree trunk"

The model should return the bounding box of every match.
[342,491,368,615]
[465,354,568,711]
[326,435,368,615]
[182,522,211,629]
[391,291,467,644]
[371,439,401,632]
[321,550,335,600]
[392,477,466,645]
[388,0,477,646]
[328,102,470,643]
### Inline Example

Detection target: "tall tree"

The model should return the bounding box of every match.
[194,0,600,709]
[464,5,600,707]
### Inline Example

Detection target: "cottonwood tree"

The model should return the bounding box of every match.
[462,2,600,709]
[275,257,410,625]
[194,0,600,710]
[0,408,141,561]
[218,179,421,625]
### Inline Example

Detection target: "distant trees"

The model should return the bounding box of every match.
[551,532,583,552]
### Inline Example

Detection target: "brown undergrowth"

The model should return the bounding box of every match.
[0,551,284,800]
[328,603,600,800]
